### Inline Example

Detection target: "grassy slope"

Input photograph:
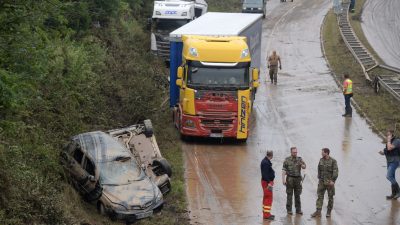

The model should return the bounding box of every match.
[322,5,400,136]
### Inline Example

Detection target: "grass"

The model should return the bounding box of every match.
[207,0,242,12]
[322,8,400,137]
[347,0,382,64]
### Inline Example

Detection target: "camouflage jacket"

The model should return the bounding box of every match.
[317,157,338,182]
[283,156,305,177]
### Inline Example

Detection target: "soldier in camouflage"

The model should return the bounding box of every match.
[311,148,338,218]
[282,147,306,215]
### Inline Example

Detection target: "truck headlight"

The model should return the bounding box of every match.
[243,7,246,10]
[184,119,195,128]
[155,11,161,15]
[258,8,262,10]
[181,12,187,16]
[241,49,249,58]
[189,47,198,57]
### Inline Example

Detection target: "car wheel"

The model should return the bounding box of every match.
[98,202,106,216]
[144,119,153,137]
[152,158,172,177]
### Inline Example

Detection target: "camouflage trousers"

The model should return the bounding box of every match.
[316,181,335,210]
[269,66,278,83]
[286,176,302,211]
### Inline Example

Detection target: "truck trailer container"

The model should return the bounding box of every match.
[169,12,262,140]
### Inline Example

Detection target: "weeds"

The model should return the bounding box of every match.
[322,8,400,137]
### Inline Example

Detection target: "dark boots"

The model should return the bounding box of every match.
[386,184,396,199]
[393,183,400,199]
[311,209,321,217]
[326,208,332,218]
[387,183,400,200]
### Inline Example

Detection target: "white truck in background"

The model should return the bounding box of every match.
[149,0,207,61]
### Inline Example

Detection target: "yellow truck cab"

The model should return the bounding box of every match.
[169,13,262,141]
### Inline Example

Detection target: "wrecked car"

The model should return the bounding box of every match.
[60,120,172,222]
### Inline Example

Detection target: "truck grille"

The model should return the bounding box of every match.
[198,112,236,130]
[156,40,170,58]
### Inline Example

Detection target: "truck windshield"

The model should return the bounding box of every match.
[154,19,189,32]
[187,61,250,90]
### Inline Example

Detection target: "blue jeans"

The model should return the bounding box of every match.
[386,161,399,185]
[344,94,352,115]
[350,0,355,10]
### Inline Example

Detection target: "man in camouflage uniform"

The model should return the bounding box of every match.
[267,50,281,85]
[311,148,338,218]
[282,147,306,215]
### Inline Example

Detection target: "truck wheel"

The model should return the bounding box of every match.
[238,138,248,143]
[144,119,153,137]
[152,158,172,177]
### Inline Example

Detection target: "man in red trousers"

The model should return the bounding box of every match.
[261,150,275,220]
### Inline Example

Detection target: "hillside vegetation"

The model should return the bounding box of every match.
[0,0,242,224]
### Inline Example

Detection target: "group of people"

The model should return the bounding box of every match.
[261,147,338,220]
[267,50,354,117]
[261,130,400,221]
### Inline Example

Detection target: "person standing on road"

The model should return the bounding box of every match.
[379,129,400,200]
[342,74,353,117]
[267,50,281,85]
[311,148,338,218]
[282,147,306,215]
[261,150,275,221]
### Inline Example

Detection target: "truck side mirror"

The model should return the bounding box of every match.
[146,18,152,31]
[252,68,259,81]
[177,67,184,79]
[176,79,183,87]
[253,81,260,88]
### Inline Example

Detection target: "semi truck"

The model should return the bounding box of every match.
[169,12,263,141]
[242,0,267,18]
[150,0,207,60]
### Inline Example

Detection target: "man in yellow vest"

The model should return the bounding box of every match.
[342,74,353,117]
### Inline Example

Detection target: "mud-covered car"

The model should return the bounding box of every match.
[60,120,172,222]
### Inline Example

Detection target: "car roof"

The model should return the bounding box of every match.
[74,131,132,163]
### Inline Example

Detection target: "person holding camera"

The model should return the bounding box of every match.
[282,147,306,215]
[261,150,275,221]
[379,129,400,200]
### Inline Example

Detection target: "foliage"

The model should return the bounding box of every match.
[322,9,400,137]
[0,0,179,224]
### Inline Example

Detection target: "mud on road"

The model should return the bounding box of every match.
[183,0,400,224]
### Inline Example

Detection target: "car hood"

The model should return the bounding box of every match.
[103,178,157,208]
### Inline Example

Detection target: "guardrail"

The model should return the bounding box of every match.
[337,1,400,102]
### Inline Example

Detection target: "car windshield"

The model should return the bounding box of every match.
[155,19,189,32]
[187,62,250,90]
[98,158,144,185]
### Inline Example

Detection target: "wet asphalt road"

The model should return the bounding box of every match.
[361,0,400,67]
[183,0,400,224]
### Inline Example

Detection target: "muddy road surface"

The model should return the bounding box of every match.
[362,0,400,67]
[183,0,400,224]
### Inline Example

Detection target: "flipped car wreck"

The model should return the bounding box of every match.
[60,120,172,222]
